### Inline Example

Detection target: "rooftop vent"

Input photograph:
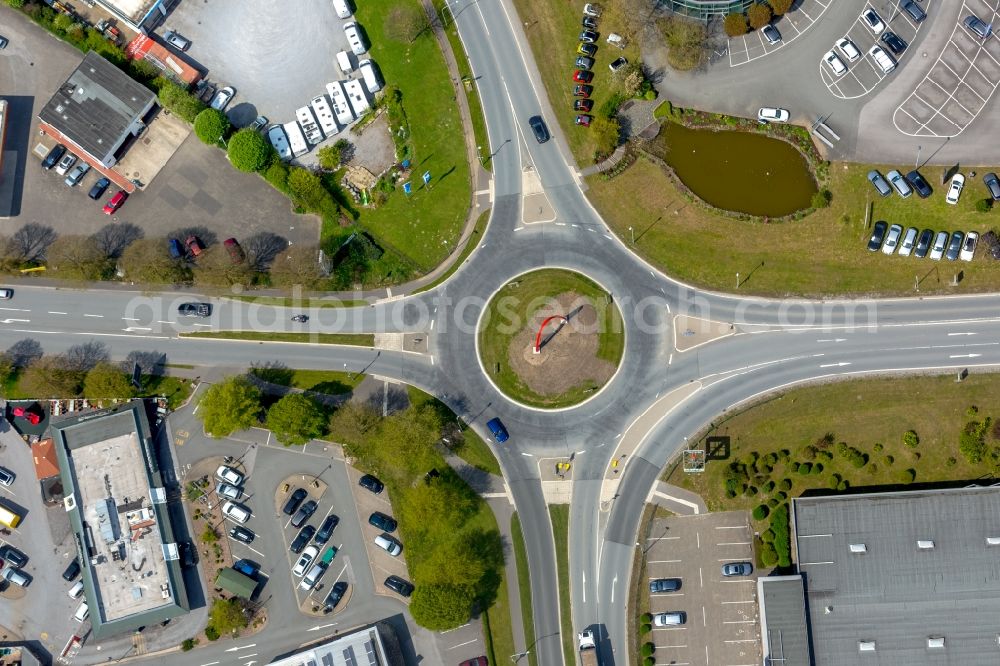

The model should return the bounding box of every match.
[917,540,935,550]
[859,640,876,652]
[927,636,945,649]
[987,536,1000,546]
[849,543,867,553]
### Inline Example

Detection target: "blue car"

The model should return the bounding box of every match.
[487,417,509,443]
[233,559,259,578]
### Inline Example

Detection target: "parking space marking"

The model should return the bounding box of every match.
[646,535,680,542]
[717,541,751,546]
[728,0,833,67]
[648,559,681,564]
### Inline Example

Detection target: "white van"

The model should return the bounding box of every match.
[74,602,90,622]
[868,44,896,74]
[374,534,402,556]
[344,22,367,56]
[359,59,383,94]
[333,0,352,19]
[68,580,85,599]
[336,51,354,75]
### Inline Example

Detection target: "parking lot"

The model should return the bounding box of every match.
[821,2,931,100]
[893,0,1000,136]
[345,466,413,601]
[728,0,834,67]
[644,511,759,666]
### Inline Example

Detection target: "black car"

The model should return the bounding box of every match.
[323,581,349,610]
[230,526,255,544]
[0,545,28,569]
[914,229,934,258]
[62,558,81,581]
[291,499,318,528]
[867,220,888,251]
[178,302,211,317]
[905,170,932,198]
[290,525,316,553]
[946,231,964,261]
[649,578,681,593]
[359,474,384,494]
[528,115,549,144]
[88,176,111,200]
[283,487,308,515]
[578,29,598,43]
[369,511,398,532]
[41,144,66,170]
[581,15,597,29]
[901,0,925,22]
[880,31,907,55]
[179,541,196,568]
[574,56,594,69]
[984,172,1000,201]
[384,575,414,597]
[315,514,340,544]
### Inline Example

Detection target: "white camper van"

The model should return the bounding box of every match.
[296,106,324,145]
[282,121,309,157]
[333,0,352,18]
[343,79,371,117]
[310,95,339,137]
[343,22,367,56]
[359,59,383,94]
[336,50,354,75]
[326,81,356,126]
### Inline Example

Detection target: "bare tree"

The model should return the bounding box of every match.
[120,350,168,376]
[268,244,326,289]
[166,226,219,248]
[91,223,144,259]
[64,341,110,373]
[6,339,43,368]
[243,232,288,272]
[9,224,57,263]
[47,236,112,280]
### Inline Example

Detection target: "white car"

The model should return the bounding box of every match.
[221,501,251,524]
[757,107,789,123]
[0,466,14,486]
[946,174,965,204]
[293,546,319,577]
[960,231,979,261]
[216,483,242,500]
[868,44,896,74]
[215,465,244,486]
[64,162,90,187]
[54,152,77,176]
[210,86,235,111]
[862,8,885,34]
[835,37,861,62]
[299,562,327,590]
[653,612,686,626]
[882,224,902,255]
[823,51,847,76]
[898,227,918,257]
[929,231,948,260]
[374,534,402,556]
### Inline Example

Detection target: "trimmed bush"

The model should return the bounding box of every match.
[760,541,778,567]
[810,462,823,474]
[883,455,894,465]
[644,657,655,666]
[747,3,773,29]
[228,129,273,172]
[790,462,800,472]
[767,497,779,508]
[768,0,793,14]
[866,463,878,475]
[761,528,775,542]
[194,108,230,145]
[797,462,811,475]
[903,430,919,448]
[762,480,775,494]
[811,189,832,209]
[776,491,788,501]
[873,442,883,452]
[641,612,652,623]
[752,504,770,520]
[946,456,957,466]
[642,643,655,657]
[899,468,916,484]
[205,626,220,641]
[837,479,849,491]
[181,639,196,651]
[827,474,841,489]
[976,198,993,213]
[780,478,792,491]
[723,12,749,37]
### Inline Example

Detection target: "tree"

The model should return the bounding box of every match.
[317,139,352,171]
[9,223,57,264]
[384,3,429,44]
[198,376,262,437]
[192,246,256,287]
[287,168,328,211]
[414,534,489,587]
[590,115,620,159]
[266,393,326,445]
[243,231,288,272]
[46,235,112,280]
[208,598,249,635]
[156,78,206,123]
[19,355,85,397]
[659,17,705,71]
[84,362,137,398]
[747,3,773,29]
[268,244,326,289]
[400,476,478,538]
[328,401,382,444]
[409,583,475,630]
[120,239,192,284]
[194,108,230,145]
[768,0,793,14]
[91,223,144,259]
[723,12,749,36]
[228,129,272,172]
[0,353,13,389]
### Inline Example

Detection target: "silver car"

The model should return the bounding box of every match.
[887,170,912,198]
[64,161,91,187]
[929,231,949,260]
[216,483,242,500]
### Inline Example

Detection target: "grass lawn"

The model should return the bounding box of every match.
[588,156,1000,297]
[180,331,375,346]
[413,209,490,294]
[1,370,194,408]
[510,513,538,666]
[481,553,516,666]
[548,505,575,666]
[478,269,624,408]
[352,0,471,272]
[407,386,502,475]
[512,0,643,164]
[670,374,1000,535]
[248,368,365,396]
[227,295,367,308]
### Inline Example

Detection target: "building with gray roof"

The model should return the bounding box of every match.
[269,624,395,666]
[791,486,1000,665]
[758,575,811,665]
[51,400,188,639]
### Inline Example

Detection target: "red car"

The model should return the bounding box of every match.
[575,114,593,127]
[102,190,127,214]
[574,99,593,112]
[573,84,593,98]
[186,235,205,256]
[572,69,593,83]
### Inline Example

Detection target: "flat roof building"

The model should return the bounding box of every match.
[52,400,188,639]
[269,624,395,666]
[92,0,168,33]
[791,486,1000,665]
[758,575,811,666]
[662,0,753,21]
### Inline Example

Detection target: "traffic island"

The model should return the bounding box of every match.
[478,269,624,409]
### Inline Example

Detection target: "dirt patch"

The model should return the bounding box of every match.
[351,113,396,177]
[507,292,616,396]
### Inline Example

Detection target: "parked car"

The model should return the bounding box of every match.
[64,162,91,187]
[460,659,488,666]
[528,116,549,144]
[41,144,66,170]
[835,37,861,62]
[572,69,593,83]
[88,176,110,200]
[216,465,244,486]
[73,601,88,621]
[163,29,190,50]
[102,190,128,215]
[574,99,593,112]
[887,170,912,198]
[582,16,597,29]
[168,238,184,259]
[230,526,255,543]
[68,581,85,599]
[573,84,593,98]
[0,289,11,300]
[757,107,789,123]
[291,500,318,528]
[945,231,964,261]
[283,487,308,515]
[946,174,965,204]
[609,56,628,72]
[223,237,245,263]
[930,231,949,260]
[369,511,397,532]
[867,221,888,252]
[649,578,681,593]
[216,483,242,500]
[575,114,592,127]
[0,36,7,49]
[222,501,251,524]
[898,227,918,257]
[180,541,196,568]
[722,561,753,577]
[233,559,259,577]
[62,558,81,581]
[964,15,992,40]
[905,170,932,198]
[868,45,896,74]
[862,8,885,34]
[653,612,686,626]
[374,534,402,556]
[0,467,14,486]
[880,31,907,56]
[867,170,891,197]
[578,30,598,44]
[576,42,597,57]
[914,229,934,258]
[583,2,601,17]
[300,562,327,590]
[882,223,903,255]
[315,514,340,544]
[290,525,317,553]
[823,51,847,76]
[984,173,1000,200]
[384,575,414,596]
[293,546,319,577]
[179,302,211,317]
[901,0,926,22]
[359,474,384,494]
[961,231,979,261]
[575,56,594,69]
[761,24,781,45]
[323,581,349,610]
[0,545,27,569]
[487,417,509,443]
[186,235,205,256]
[210,86,235,111]
[54,152,77,176]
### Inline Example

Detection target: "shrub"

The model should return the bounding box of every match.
[790,462,800,472]
[723,12,748,36]
[725,488,738,499]
[903,430,919,448]
[898,468,916,484]
[641,612,652,624]
[205,626,220,641]
[659,16,706,71]
[767,498,779,508]
[810,463,823,475]
[640,622,651,635]
[867,463,878,475]
[811,189,832,209]
[644,657,655,666]
[780,478,792,491]
[850,452,867,468]
[946,457,957,466]
[976,198,993,213]
[642,643,655,657]
[968,405,979,417]
[263,158,291,194]
[228,129,273,172]
[873,442,883,452]
[156,78,206,123]
[768,0,793,14]
[960,425,987,464]
[745,485,758,496]
[801,446,817,461]
[752,504,770,520]
[883,455,894,465]
[836,442,849,457]
[747,3,773,29]
[318,138,351,171]
[837,480,849,491]
[181,638,197,651]
[797,462,811,475]
[761,528,775,542]
[776,491,787,501]
[762,480,775,494]
[6,0,26,8]
[760,541,778,566]
[766,452,779,465]
[827,474,841,489]
[194,108,230,145]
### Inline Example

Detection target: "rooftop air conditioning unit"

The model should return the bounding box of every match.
[849,543,867,553]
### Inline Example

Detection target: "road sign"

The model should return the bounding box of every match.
[403,181,412,195]
[422,171,431,185]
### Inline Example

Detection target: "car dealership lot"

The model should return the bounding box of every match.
[645,511,759,666]
[728,0,834,67]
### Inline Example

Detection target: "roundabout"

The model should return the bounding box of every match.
[477,269,624,409]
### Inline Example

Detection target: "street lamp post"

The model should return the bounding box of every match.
[629,226,634,244]
[916,145,921,169]
[510,650,530,662]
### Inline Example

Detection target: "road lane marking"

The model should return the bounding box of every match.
[447,639,478,650]
[84,314,103,318]
[819,362,851,368]
[0,308,29,312]
[950,353,982,358]
[0,319,30,323]
[948,332,976,336]
[48,311,67,315]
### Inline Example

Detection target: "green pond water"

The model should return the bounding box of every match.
[649,122,818,217]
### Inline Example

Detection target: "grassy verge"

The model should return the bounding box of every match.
[548,504,575,666]
[478,269,624,408]
[629,504,659,666]
[2,370,193,409]
[180,331,375,346]
[589,153,1000,297]
[407,386,502,475]
[413,209,490,294]
[227,295,368,308]
[510,513,538,666]
[248,368,365,396]
[481,553,516,666]
[353,0,471,271]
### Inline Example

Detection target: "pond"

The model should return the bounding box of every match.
[649,122,818,217]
